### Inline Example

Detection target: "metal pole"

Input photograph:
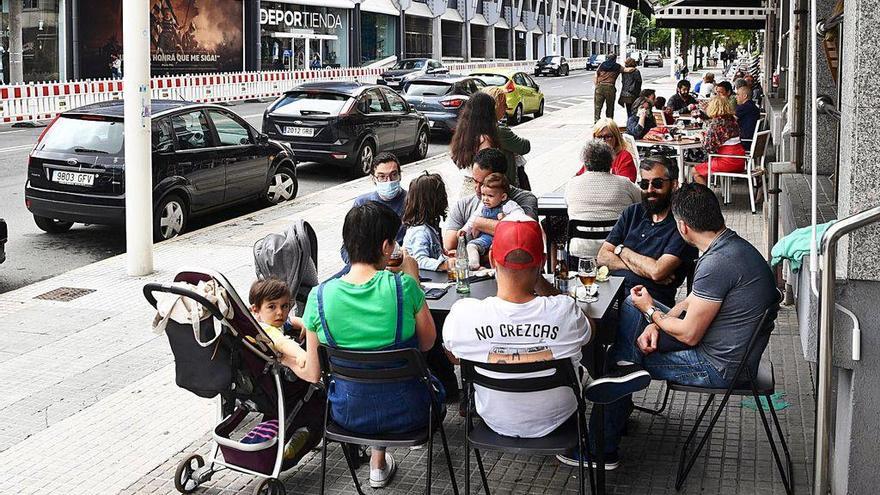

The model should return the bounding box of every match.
[123,0,154,276]
[618,5,627,53]
[669,27,676,79]
[815,205,880,495]
[9,0,23,83]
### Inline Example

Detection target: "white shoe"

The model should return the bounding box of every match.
[369,452,397,488]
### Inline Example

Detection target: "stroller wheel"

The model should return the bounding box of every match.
[174,454,205,493]
[253,477,286,495]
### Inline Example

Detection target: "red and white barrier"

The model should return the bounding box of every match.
[0,58,589,125]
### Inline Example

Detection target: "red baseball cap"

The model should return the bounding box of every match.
[490,219,545,269]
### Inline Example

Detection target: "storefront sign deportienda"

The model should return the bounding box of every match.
[260,8,343,30]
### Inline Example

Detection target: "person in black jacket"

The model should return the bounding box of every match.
[618,58,642,117]
[665,79,698,113]
[627,96,657,140]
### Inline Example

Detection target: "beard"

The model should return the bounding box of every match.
[642,191,671,215]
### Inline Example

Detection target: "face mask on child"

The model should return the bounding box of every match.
[376,180,402,200]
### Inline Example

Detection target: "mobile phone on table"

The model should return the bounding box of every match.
[424,287,450,300]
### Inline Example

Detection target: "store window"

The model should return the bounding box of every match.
[362,12,398,65]
[514,31,526,60]
[494,28,509,59]
[440,20,461,58]
[260,2,349,70]
[405,15,432,59]
[470,25,486,59]
[1,0,61,83]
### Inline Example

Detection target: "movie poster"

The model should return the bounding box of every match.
[78,0,244,79]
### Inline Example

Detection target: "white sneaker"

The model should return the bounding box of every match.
[369,452,397,489]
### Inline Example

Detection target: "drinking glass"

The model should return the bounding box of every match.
[387,242,403,268]
[577,257,598,303]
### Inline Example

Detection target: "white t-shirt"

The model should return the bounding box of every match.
[443,295,592,438]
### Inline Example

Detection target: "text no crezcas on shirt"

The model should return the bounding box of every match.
[443,295,592,438]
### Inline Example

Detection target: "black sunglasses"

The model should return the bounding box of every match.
[638,178,672,190]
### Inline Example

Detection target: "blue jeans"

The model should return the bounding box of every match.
[590,296,729,455]
[468,235,493,255]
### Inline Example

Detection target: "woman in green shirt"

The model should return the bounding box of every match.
[295,202,441,488]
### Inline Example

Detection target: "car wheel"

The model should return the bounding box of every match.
[154,194,187,242]
[265,164,298,205]
[356,139,376,176]
[33,215,73,234]
[510,104,524,126]
[410,127,429,161]
[534,99,545,118]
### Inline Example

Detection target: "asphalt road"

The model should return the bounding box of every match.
[0,66,668,293]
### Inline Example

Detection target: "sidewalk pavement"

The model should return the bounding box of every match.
[0,77,815,495]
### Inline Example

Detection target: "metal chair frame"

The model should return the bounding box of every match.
[316,346,459,495]
[459,359,595,495]
[707,129,771,214]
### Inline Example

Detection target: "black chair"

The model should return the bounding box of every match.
[316,345,459,495]
[565,219,619,265]
[294,221,318,315]
[668,297,793,494]
[459,359,595,495]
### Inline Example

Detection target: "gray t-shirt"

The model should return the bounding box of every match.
[446,187,538,231]
[692,229,778,381]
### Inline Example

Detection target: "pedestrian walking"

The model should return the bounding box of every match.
[593,54,635,122]
[618,57,642,118]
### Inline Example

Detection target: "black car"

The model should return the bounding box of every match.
[0,218,6,264]
[643,53,664,68]
[534,55,570,77]
[262,82,430,175]
[402,75,486,134]
[377,58,448,90]
[25,100,298,241]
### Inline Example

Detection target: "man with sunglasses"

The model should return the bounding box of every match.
[597,156,698,309]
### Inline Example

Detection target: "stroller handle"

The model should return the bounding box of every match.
[142,283,226,321]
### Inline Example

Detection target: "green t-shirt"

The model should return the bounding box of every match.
[303,270,425,350]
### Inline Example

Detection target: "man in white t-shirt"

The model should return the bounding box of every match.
[443,219,591,438]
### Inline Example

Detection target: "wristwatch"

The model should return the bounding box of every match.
[643,306,657,323]
[614,244,625,256]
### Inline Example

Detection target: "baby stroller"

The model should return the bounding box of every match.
[144,268,323,495]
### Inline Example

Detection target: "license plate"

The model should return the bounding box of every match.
[283,126,315,137]
[52,170,95,186]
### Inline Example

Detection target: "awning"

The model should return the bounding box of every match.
[607,0,654,17]
[441,8,463,21]
[514,23,527,32]
[360,0,399,16]
[653,0,766,29]
[273,0,356,8]
[471,13,489,25]
[406,1,434,18]
[494,17,510,29]
[529,27,542,34]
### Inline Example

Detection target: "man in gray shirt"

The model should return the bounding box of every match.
[443,148,538,252]
[588,182,778,469]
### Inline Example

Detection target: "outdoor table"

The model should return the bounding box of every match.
[421,269,625,493]
[537,191,567,217]
[635,137,704,183]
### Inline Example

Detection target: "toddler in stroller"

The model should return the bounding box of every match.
[144,268,325,495]
[248,277,308,372]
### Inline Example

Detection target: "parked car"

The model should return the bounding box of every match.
[402,75,487,134]
[643,52,664,68]
[0,218,6,264]
[534,55,570,77]
[468,69,545,125]
[377,58,449,90]
[586,54,606,70]
[263,81,430,175]
[25,100,298,241]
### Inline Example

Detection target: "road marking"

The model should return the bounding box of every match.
[0,129,31,135]
[0,144,33,154]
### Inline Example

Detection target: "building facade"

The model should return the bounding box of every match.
[0,0,621,82]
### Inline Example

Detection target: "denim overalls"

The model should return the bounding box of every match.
[316,273,445,435]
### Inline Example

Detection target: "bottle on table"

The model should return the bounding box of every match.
[554,243,569,293]
[455,232,471,294]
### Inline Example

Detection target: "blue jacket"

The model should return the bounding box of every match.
[402,224,447,271]
[627,110,657,140]
[736,100,761,144]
